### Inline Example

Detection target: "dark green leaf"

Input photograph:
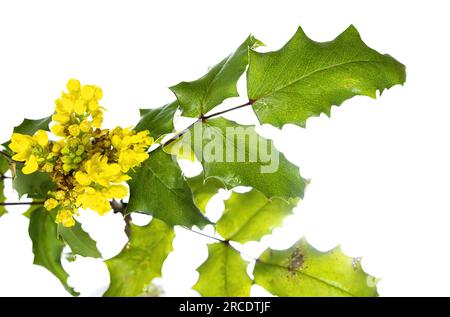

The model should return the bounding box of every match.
[104,218,174,297]
[254,238,379,297]
[58,220,101,258]
[13,166,55,199]
[135,101,178,139]
[194,242,252,296]
[170,36,263,117]
[127,149,210,227]
[247,25,406,128]
[182,117,308,201]
[12,116,52,135]
[216,189,296,243]
[28,207,77,296]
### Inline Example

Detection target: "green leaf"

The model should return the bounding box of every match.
[104,218,175,297]
[12,116,52,136]
[7,116,55,199]
[254,238,378,297]
[22,203,43,218]
[13,166,56,199]
[0,156,9,217]
[170,36,263,117]
[58,220,101,258]
[186,173,224,213]
[28,207,77,296]
[135,101,178,139]
[216,189,296,243]
[182,117,308,201]
[127,148,210,227]
[247,25,406,128]
[194,242,252,297]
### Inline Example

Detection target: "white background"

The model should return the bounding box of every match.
[0,0,449,296]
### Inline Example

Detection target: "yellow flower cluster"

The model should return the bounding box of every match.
[9,79,153,227]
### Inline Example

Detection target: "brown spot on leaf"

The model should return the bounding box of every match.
[288,248,304,272]
[352,257,361,271]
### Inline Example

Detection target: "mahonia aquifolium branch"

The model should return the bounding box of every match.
[9,79,153,227]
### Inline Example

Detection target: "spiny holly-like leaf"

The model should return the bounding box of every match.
[13,166,56,199]
[170,36,263,117]
[186,173,225,213]
[194,242,252,297]
[7,116,55,198]
[135,101,178,139]
[254,238,378,297]
[182,117,308,201]
[58,221,101,258]
[104,218,174,297]
[0,156,9,217]
[216,189,296,243]
[247,25,406,128]
[127,149,210,227]
[12,116,52,136]
[28,207,77,296]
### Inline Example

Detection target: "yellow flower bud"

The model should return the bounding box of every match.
[94,87,103,100]
[88,100,99,112]
[56,209,75,227]
[68,124,81,137]
[44,198,59,211]
[92,110,103,128]
[81,85,94,100]
[34,130,48,147]
[74,99,87,115]
[55,190,66,201]
[51,124,66,137]
[79,120,91,133]
[42,163,54,173]
[66,79,81,93]
[52,113,71,124]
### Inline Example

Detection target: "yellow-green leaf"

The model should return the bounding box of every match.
[216,189,296,243]
[254,238,378,297]
[194,242,252,297]
[104,218,174,297]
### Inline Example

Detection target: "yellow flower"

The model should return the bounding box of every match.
[74,99,86,115]
[92,110,103,128]
[52,113,71,124]
[107,184,128,198]
[111,128,153,172]
[8,79,153,226]
[82,153,128,187]
[44,198,59,211]
[79,120,91,133]
[22,155,38,174]
[81,85,94,100]
[55,190,66,201]
[66,79,81,93]
[9,133,34,161]
[55,209,75,227]
[9,130,49,174]
[68,124,80,137]
[35,130,48,147]
[118,150,149,172]
[51,124,66,137]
